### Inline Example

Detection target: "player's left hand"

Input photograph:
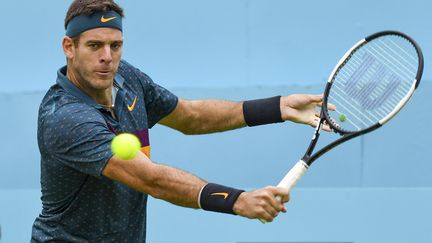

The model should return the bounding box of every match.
[280,94,336,132]
[232,186,289,222]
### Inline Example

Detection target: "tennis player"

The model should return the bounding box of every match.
[31,0,331,242]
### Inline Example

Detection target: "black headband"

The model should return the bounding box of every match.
[66,11,122,37]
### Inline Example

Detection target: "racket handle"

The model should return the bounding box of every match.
[259,160,308,223]
[276,160,308,191]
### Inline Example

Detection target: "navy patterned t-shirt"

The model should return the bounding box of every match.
[31,60,178,242]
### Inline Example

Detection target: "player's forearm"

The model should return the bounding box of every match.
[187,99,245,134]
[145,163,206,208]
[103,153,206,208]
[161,99,246,135]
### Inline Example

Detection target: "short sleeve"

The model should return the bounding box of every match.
[40,103,114,177]
[120,61,178,128]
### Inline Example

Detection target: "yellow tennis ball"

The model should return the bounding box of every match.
[339,114,346,122]
[111,133,141,160]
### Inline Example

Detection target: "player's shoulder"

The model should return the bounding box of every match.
[117,60,153,84]
[39,85,104,127]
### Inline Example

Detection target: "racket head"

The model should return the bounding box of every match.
[322,30,423,134]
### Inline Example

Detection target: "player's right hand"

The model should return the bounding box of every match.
[232,186,289,222]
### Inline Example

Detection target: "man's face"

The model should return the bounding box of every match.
[67,28,123,91]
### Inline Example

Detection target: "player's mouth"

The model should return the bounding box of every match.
[95,70,112,77]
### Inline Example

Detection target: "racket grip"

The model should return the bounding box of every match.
[259,160,308,224]
[276,160,308,191]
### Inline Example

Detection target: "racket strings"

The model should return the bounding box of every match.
[327,35,419,132]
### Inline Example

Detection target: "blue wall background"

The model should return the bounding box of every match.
[0,0,431,242]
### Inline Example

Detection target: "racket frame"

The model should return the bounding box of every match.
[312,30,424,166]
[260,30,423,223]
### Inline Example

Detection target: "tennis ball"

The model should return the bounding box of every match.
[111,133,141,160]
[339,114,346,122]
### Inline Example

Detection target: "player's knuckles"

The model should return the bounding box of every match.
[253,207,268,219]
[263,186,275,191]
[275,187,289,196]
[267,206,279,217]
[256,198,270,209]
[266,186,283,195]
[258,200,277,215]
[259,187,275,199]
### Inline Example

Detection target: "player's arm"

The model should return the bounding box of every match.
[159,94,332,135]
[159,99,245,134]
[102,152,288,221]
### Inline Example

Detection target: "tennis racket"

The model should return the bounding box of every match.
[261,30,423,223]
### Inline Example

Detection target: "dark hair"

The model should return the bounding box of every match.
[64,0,124,29]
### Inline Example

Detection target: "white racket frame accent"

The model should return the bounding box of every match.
[379,81,416,125]
[327,39,366,84]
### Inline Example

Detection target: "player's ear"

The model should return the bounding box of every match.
[62,36,75,59]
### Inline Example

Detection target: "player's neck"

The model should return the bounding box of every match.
[66,66,113,108]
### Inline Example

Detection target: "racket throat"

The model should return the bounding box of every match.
[302,129,321,166]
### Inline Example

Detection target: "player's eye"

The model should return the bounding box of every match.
[88,43,100,50]
[111,42,123,51]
